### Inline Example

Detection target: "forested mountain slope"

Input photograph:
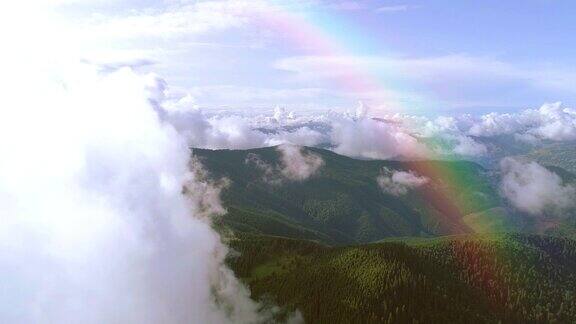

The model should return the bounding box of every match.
[195,146,514,245]
[229,233,576,323]
[194,146,576,323]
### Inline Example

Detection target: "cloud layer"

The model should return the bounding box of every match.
[158,90,576,162]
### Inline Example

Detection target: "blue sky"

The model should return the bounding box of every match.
[53,0,576,115]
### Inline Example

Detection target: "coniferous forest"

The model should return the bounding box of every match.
[229,234,576,323]
[194,147,576,323]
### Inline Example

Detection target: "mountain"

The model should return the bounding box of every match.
[195,146,518,245]
[432,135,576,174]
[521,141,576,175]
[228,233,576,323]
[193,146,576,323]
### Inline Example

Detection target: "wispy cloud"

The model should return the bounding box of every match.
[376,4,420,13]
[325,1,367,11]
[81,1,258,40]
[185,85,336,110]
[274,54,576,110]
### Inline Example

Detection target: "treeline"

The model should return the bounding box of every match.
[228,234,576,323]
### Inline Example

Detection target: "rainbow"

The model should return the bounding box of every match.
[246,2,512,310]
[248,5,472,224]
[251,3,407,113]
[252,4,513,232]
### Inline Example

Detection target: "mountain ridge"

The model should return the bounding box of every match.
[194,146,519,245]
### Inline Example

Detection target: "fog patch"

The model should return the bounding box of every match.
[377,167,429,196]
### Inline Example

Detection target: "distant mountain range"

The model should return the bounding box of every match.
[464,136,576,174]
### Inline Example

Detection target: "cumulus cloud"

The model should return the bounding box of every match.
[452,135,488,156]
[155,93,576,163]
[377,167,429,196]
[118,69,576,163]
[468,102,576,141]
[529,102,576,140]
[166,109,330,150]
[330,115,429,160]
[500,158,576,215]
[0,63,279,323]
[468,112,524,137]
[158,89,329,151]
[62,0,574,162]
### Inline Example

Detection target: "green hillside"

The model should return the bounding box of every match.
[194,146,576,322]
[229,233,576,323]
[522,142,576,175]
[195,146,510,245]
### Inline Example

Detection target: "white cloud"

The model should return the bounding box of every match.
[81,1,261,40]
[330,114,430,159]
[0,64,273,323]
[468,112,524,137]
[158,86,576,161]
[452,135,488,156]
[186,109,432,161]
[245,145,324,184]
[165,104,328,150]
[126,69,576,162]
[468,102,576,141]
[529,103,576,140]
[277,144,325,181]
[269,127,328,147]
[20,0,576,113]
[274,54,576,110]
[500,158,576,215]
[189,85,329,107]
[395,102,576,146]
[325,1,367,11]
[186,155,231,217]
[377,167,429,196]
[165,108,268,149]
[376,5,419,13]
[355,100,369,119]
